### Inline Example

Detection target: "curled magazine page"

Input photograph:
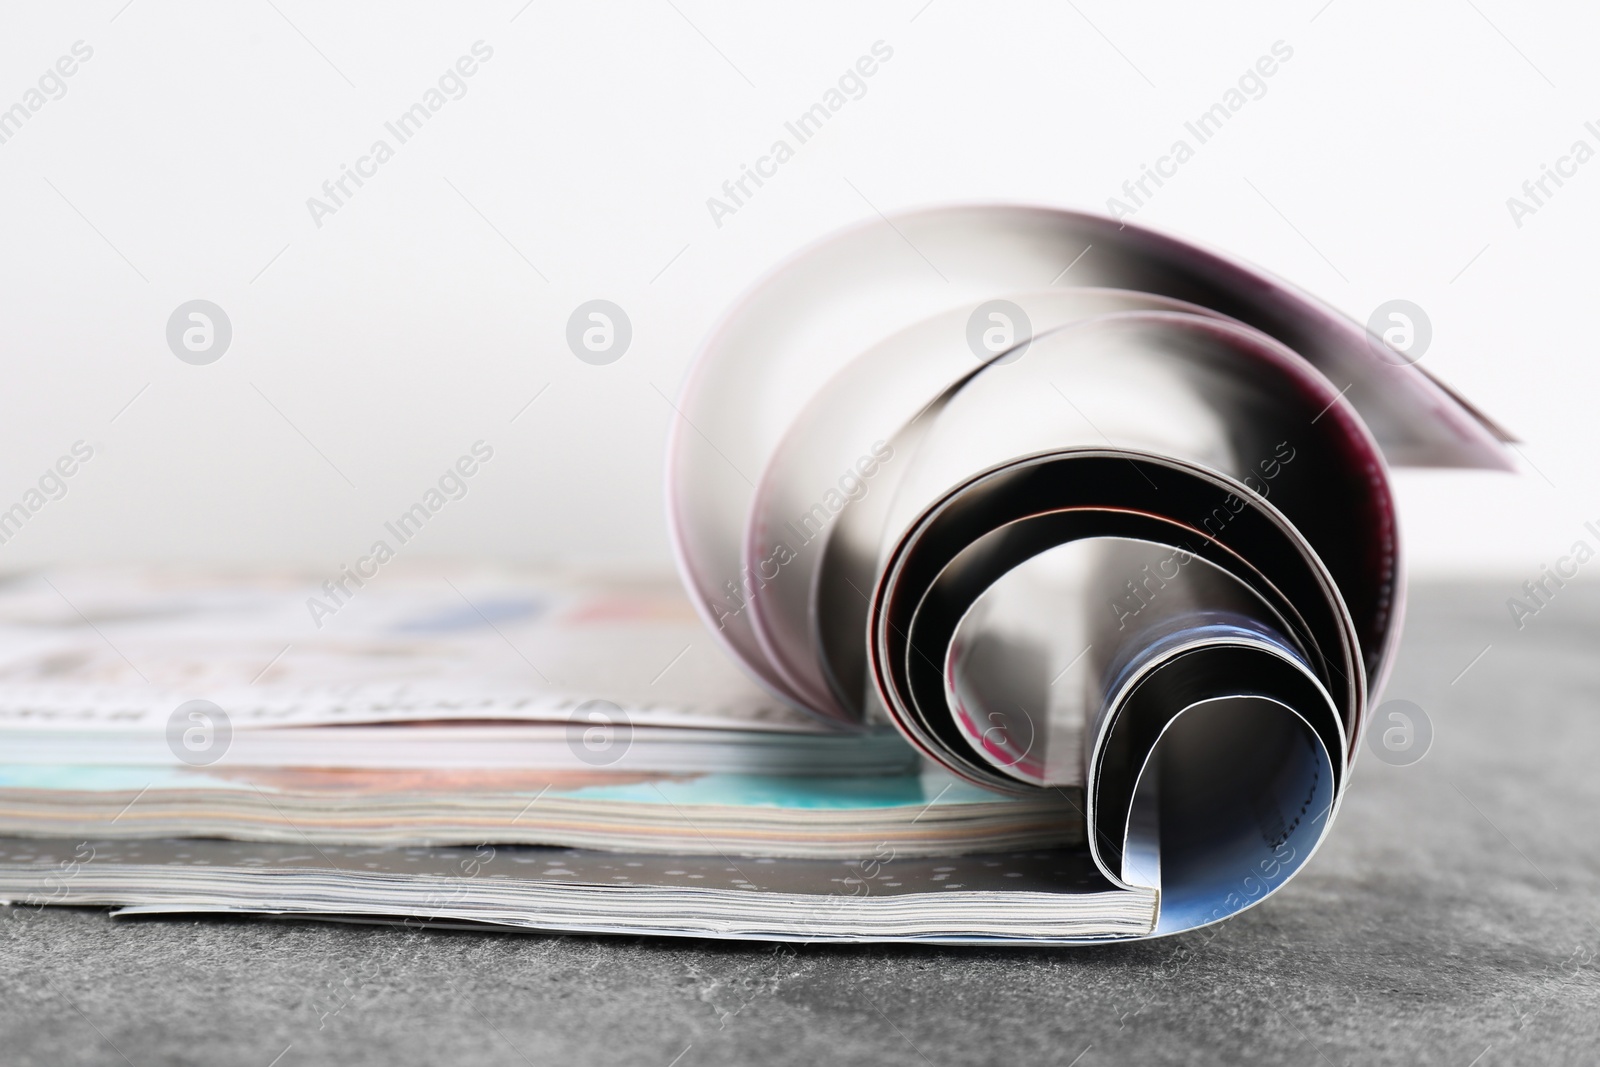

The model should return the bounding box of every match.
[666,205,1514,940]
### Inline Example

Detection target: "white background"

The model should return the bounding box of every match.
[0,1,1593,583]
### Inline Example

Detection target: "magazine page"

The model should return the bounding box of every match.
[666,206,1512,937]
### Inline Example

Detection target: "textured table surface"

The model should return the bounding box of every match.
[3,580,1598,1066]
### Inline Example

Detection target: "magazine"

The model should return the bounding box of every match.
[0,207,1513,941]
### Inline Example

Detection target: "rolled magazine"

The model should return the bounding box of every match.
[666,204,1513,938]
[0,207,1513,943]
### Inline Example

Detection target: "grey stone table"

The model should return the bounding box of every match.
[2,580,1597,1066]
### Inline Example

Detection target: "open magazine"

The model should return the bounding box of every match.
[0,206,1512,942]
